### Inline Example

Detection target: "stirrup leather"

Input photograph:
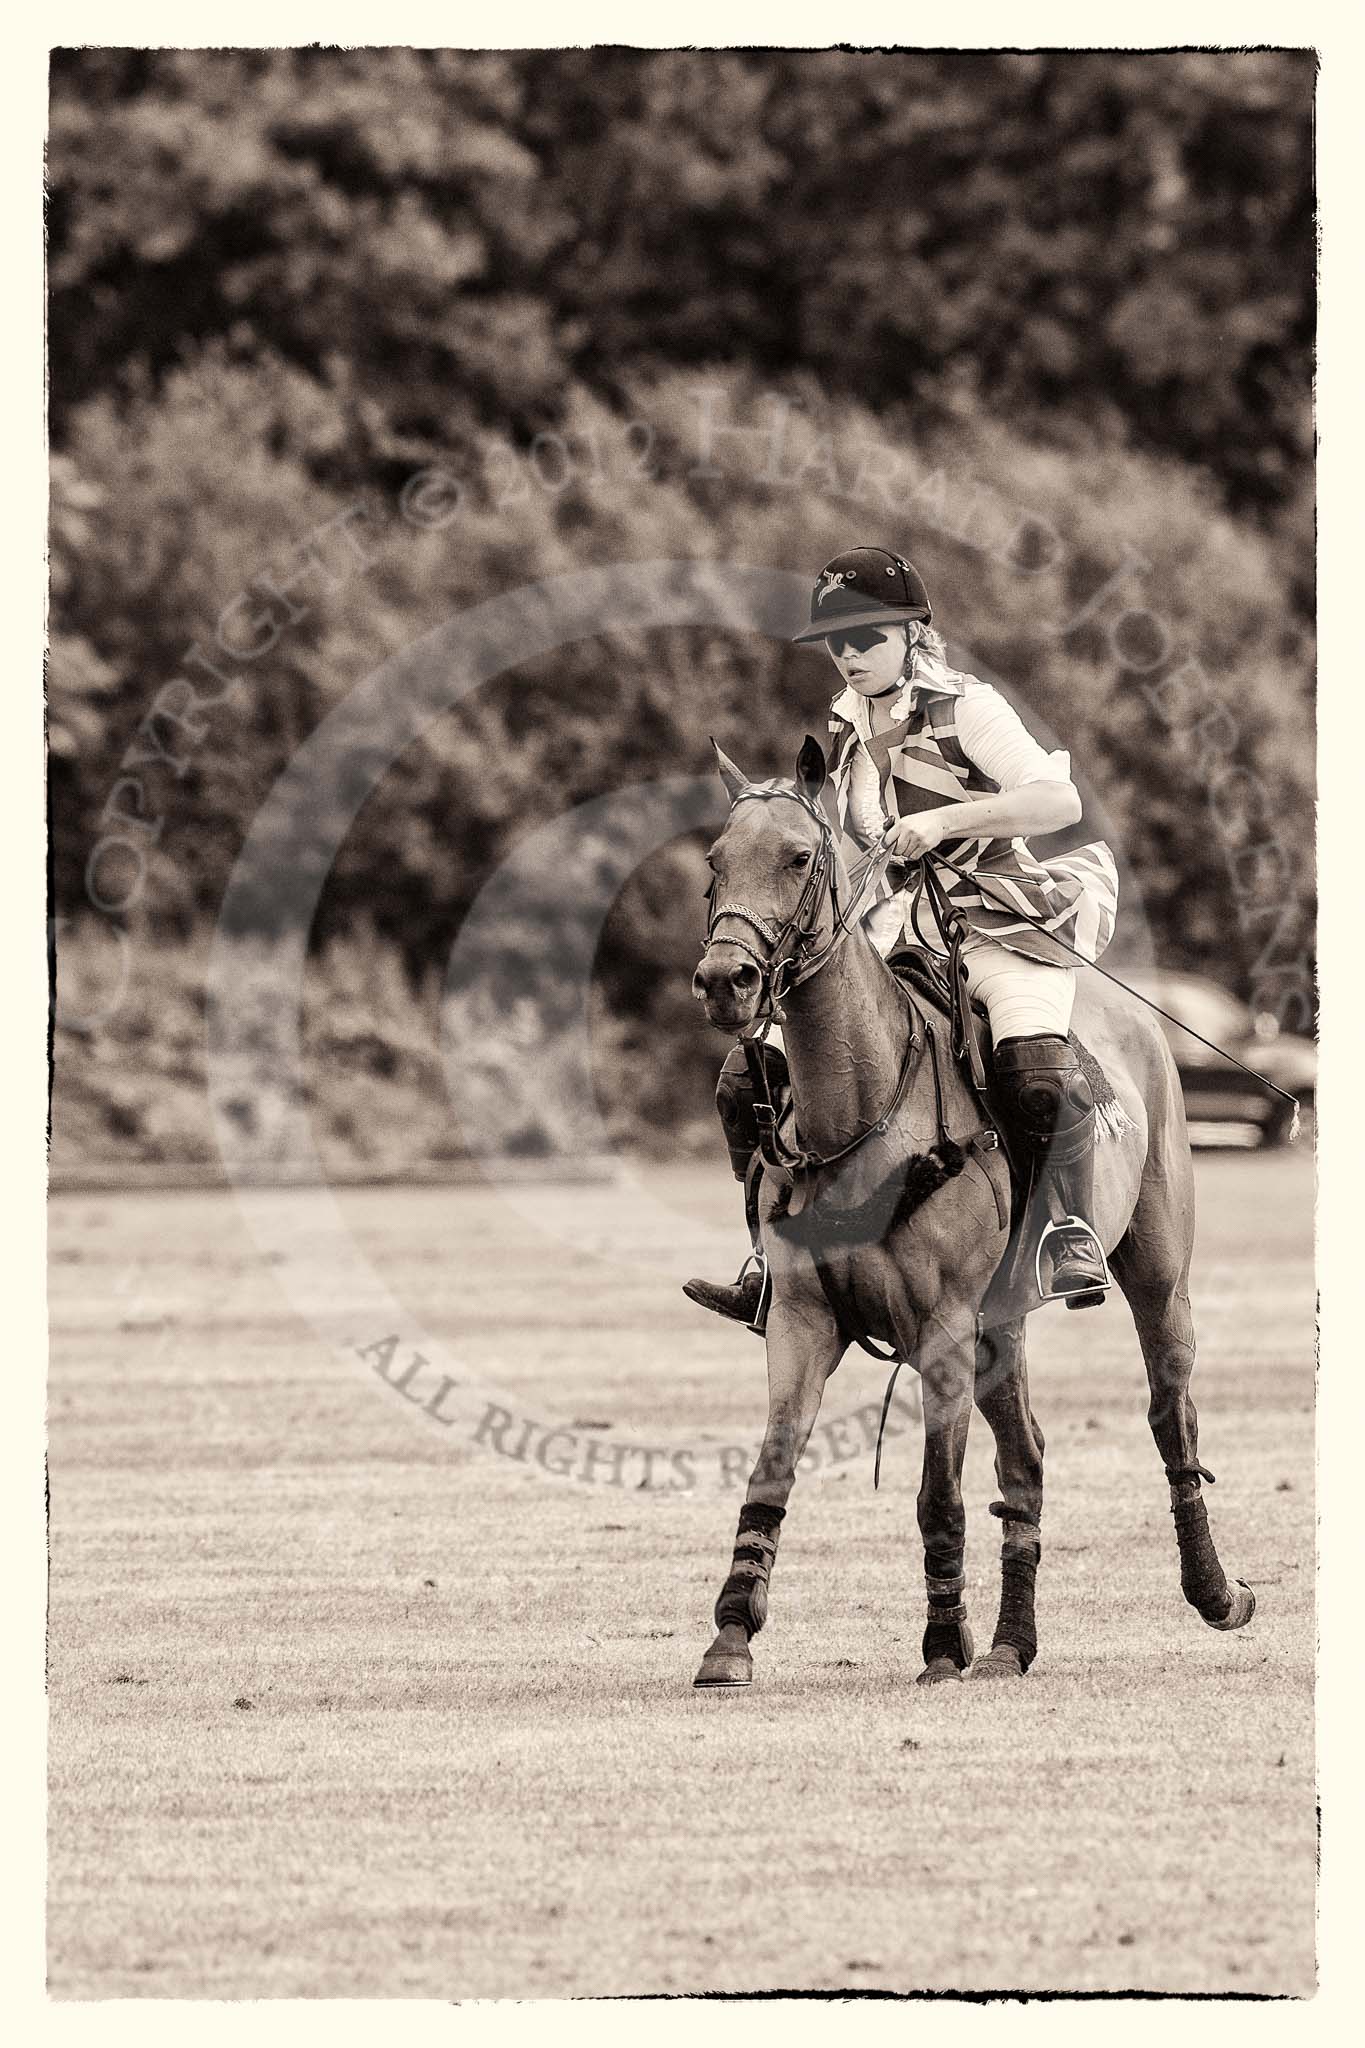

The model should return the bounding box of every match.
[1034,1214,1112,1304]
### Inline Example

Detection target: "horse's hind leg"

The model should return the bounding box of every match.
[1110,1170,1256,1632]
[971,1318,1044,1679]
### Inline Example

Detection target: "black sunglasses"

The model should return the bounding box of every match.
[825,626,894,658]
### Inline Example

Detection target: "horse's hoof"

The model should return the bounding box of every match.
[693,1627,754,1687]
[1205,1579,1257,1632]
[916,1656,964,1686]
[693,1648,753,1688]
[967,1644,1026,1681]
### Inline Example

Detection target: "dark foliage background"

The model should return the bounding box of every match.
[47,48,1315,1173]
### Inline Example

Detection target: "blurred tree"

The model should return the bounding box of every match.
[46,49,1316,1162]
[49,49,1314,521]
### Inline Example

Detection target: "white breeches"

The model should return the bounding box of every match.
[958,937,1075,1042]
[859,896,1074,1041]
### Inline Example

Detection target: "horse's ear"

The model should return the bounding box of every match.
[710,737,750,804]
[795,734,828,803]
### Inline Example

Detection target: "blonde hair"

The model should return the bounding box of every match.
[903,620,949,683]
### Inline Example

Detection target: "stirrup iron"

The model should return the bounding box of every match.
[1035,1214,1112,1310]
[736,1249,772,1335]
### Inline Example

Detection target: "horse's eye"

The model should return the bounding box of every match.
[790,851,811,870]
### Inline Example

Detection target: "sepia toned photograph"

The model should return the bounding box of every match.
[46,41,1317,2000]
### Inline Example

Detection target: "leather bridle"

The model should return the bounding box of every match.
[701,785,925,1177]
[702,785,889,1026]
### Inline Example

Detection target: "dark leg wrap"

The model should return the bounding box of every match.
[714,1502,785,1639]
[1171,1491,1232,1622]
[991,1544,1040,1671]
[922,1558,971,1668]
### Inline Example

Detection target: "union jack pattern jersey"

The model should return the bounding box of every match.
[826,670,1119,967]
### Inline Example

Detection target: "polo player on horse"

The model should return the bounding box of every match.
[686,545,1120,1332]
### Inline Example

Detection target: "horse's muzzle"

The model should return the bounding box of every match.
[693,947,763,1030]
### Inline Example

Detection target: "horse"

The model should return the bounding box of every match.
[689,736,1256,1689]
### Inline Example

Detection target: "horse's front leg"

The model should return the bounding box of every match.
[970,1317,1044,1680]
[913,1307,981,1686]
[693,1297,845,1690]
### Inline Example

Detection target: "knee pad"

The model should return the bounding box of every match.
[716,1043,789,1175]
[994,1035,1094,1149]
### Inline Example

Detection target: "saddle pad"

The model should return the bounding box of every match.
[885,944,1121,1111]
[885,943,965,1021]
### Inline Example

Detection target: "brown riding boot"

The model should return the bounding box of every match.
[1047,1219,1110,1301]
[993,1034,1111,1309]
[681,1259,769,1330]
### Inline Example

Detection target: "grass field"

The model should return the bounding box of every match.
[47,1148,1316,1999]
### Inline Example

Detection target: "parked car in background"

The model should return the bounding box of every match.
[1124,971,1315,1149]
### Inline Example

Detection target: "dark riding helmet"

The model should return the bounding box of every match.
[792,545,932,643]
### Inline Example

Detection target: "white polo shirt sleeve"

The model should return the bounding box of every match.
[956,687,1074,791]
